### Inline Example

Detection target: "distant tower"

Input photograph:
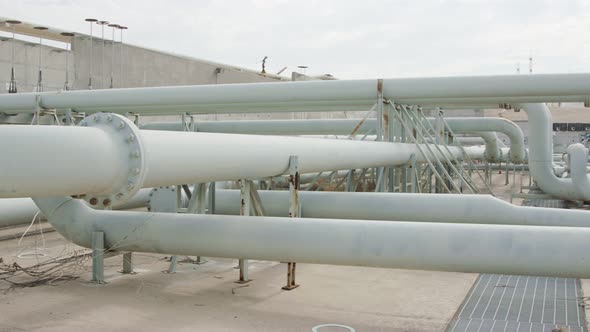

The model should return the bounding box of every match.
[516,63,520,74]
[529,56,533,74]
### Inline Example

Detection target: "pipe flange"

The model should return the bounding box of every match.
[147,187,179,213]
[80,113,147,208]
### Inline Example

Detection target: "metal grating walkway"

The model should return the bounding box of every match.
[447,274,586,332]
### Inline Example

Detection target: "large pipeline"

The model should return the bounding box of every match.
[142,117,526,163]
[0,74,589,114]
[0,189,152,228]
[0,113,484,207]
[32,196,590,278]
[521,103,590,200]
[210,190,590,228]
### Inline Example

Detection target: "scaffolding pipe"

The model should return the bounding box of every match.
[211,190,590,228]
[0,73,588,114]
[32,196,590,278]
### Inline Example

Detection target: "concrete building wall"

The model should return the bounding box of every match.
[70,37,282,90]
[0,35,281,95]
[0,38,73,93]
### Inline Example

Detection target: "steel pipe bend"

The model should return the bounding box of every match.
[566,143,590,200]
[520,103,589,200]
[32,195,590,278]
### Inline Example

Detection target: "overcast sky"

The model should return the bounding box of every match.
[1,0,589,79]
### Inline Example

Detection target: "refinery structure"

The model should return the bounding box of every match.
[1,15,590,332]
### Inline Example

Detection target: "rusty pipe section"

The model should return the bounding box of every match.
[33,196,590,278]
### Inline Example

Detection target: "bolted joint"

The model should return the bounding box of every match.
[82,112,147,208]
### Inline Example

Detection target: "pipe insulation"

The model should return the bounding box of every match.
[211,190,590,228]
[0,73,589,114]
[0,113,484,206]
[33,196,590,278]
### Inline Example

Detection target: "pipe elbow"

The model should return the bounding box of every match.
[32,197,95,249]
[567,143,590,200]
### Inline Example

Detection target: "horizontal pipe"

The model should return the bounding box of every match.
[211,190,590,228]
[141,119,375,135]
[0,113,484,202]
[143,117,526,163]
[441,118,526,162]
[34,196,590,278]
[0,125,127,198]
[0,188,152,228]
[0,73,588,114]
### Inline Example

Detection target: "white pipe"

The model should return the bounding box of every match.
[441,118,526,162]
[211,190,590,228]
[140,130,477,187]
[520,103,585,200]
[142,119,375,136]
[1,73,589,114]
[567,144,590,199]
[0,113,484,205]
[454,137,486,146]
[32,196,590,278]
[0,188,152,228]
[0,125,128,198]
[143,117,526,163]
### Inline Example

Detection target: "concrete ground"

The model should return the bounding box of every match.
[0,231,476,332]
[0,171,580,332]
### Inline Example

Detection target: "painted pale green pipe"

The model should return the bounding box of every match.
[0,189,152,228]
[32,196,590,278]
[143,117,526,162]
[0,113,484,200]
[521,103,583,200]
[566,144,590,199]
[211,190,590,228]
[0,73,588,114]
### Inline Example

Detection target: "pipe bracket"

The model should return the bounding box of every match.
[80,113,147,208]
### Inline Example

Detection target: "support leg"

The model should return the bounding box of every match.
[91,231,105,284]
[236,179,251,284]
[283,156,300,290]
[122,252,134,274]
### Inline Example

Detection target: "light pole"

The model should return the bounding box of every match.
[60,32,75,91]
[85,18,98,89]
[108,23,119,88]
[97,20,109,88]
[6,20,21,93]
[33,26,48,92]
[117,25,128,88]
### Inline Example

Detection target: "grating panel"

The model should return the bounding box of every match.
[447,274,586,332]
